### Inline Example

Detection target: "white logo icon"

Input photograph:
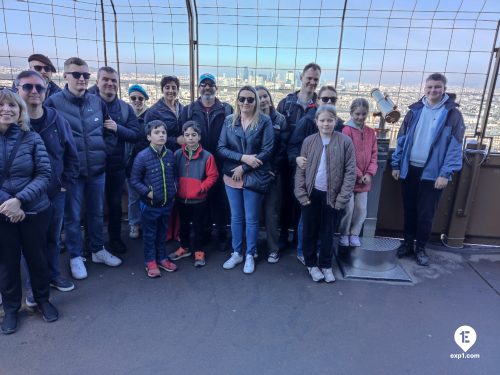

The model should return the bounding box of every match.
[454,326,477,353]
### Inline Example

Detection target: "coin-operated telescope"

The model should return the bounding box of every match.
[370,88,401,139]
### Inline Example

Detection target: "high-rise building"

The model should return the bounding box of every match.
[243,67,249,81]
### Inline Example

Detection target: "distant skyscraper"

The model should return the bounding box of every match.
[243,67,249,81]
[286,70,294,84]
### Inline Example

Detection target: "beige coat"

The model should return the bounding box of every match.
[294,132,356,210]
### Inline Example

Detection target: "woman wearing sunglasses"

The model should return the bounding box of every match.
[0,88,58,334]
[218,86,274,274]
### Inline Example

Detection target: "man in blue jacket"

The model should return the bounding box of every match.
[391,73,465,266]
[89,67,141,254]
[45,57,123,280]
[16,70,79,295]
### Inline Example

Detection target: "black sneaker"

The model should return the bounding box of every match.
[397,240,414,258]
[1,312,17,335]
[50,276,75,292]
[415,249,430,266]
[38,302,59,323]
[108,239,127,254]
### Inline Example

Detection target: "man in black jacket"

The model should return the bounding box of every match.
[28,54,62,99]
[180,73,233,244]
[16,70,79,295]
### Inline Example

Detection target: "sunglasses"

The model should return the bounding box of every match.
[19,83,47,94]
[199,82,215,88]
[320,96,337,104]
[65,71,91,80]
[33,65,51,73]
[238,96,255,104]
[130,96,144,102]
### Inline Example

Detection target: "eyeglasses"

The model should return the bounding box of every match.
[199,82,215,88]
[33,65,51,73]
[320,96,337,104]
[130,96,144,102]
[19,83,47,94]
[65,71,91,80]
[238,96,255,104]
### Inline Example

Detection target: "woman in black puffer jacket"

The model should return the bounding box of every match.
[0,88,58,335]
[217,85,274,274]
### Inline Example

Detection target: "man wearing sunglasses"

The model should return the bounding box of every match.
[15,70,79,295]
[88,66,141,255]
[45,57,123,280]
[180,73,233,245]
[27,54,61,99]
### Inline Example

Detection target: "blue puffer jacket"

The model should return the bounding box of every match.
[0,125,51,213]
[391,94,465,181]
[30,107,79,199]
[130,145,177,207]
[144,99,184,151]
[45,85,113,178]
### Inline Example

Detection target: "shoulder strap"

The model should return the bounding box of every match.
[119,100,129,123]
[0,130,26,188]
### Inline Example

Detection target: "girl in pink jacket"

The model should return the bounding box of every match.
[339,98,378,247]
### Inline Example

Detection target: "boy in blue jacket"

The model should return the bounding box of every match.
[130,120,178,278]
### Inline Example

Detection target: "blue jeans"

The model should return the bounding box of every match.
[225,185,263,256]
[64,174,105,258]
[127,180,141,227]
[297,214,304,257]
[141,201,173,264]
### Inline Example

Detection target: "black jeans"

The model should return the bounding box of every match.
[301,189,337,268]
[401,166,443,249]
[206,175,229,237]
[177,200,208,252]
[105,170,126,241]
[0,207,52,313]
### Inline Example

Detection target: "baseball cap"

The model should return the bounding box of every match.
[199,73,216,86]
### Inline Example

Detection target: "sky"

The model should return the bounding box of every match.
[1,0,499,87]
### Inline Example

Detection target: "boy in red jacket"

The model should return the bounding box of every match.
[170,121,218,266]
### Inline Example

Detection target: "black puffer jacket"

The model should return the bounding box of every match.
[217,113,274,193]
[0,125,51,213]
[269,108,290,174]
[144,99,183,151]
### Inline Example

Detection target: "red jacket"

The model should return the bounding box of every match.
[174,144,218,202]
[342,120,378,193]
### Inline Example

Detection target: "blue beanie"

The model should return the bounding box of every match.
[128,84,149,100]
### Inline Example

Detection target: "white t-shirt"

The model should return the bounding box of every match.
[314,137,331,191]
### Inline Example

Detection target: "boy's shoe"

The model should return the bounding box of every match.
[70,257,88,280]
[25,289,37,308]
[321,268,336,283]
[129,225,140,239]
[223,252,243,270]
[349,235,361,247]
[339,235,350,247]
[1,312,17,335]
[308,267,325,282]
[397,240,414,258]
[415,248,430,266]
[38,302,59,323]
[158,259,177,272]
[145,261,161,278]
[169,247,191,261]
[267,251,280,264]
[297,254,305,265]
[92,249,122,267]
[50,276,75,292]
[243,254,255,274]
[194,251,206,267]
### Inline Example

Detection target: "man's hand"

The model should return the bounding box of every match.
[104,118,118,132]
[434,176,448,189]
[391,170,400,180]
[231,166,244,181]
[296,156,307,170]
[241,154,262,169]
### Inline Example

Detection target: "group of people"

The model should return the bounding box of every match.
[0,54,464,335]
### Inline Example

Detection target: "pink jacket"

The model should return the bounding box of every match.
[342,119,378,192]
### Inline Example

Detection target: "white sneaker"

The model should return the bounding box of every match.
[349,235,361,247]
[243,254,255,274]
[339,235,349,247]
[70,257,88,280]
[129,225,140,239]
[223,252,243,269]
[92,249,122,267]
[321,268,336,283]
[308,267,325,282]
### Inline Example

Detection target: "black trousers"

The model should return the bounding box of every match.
[301,189,337,268]
[177,200,208,252]
[206,175,229,237]
[105,170,126,241]
[401,166,443,249]
[0,207,52,313]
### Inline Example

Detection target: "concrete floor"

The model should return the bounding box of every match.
[1,236,499,375]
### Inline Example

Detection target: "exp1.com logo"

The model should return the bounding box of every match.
[450,326,480,360]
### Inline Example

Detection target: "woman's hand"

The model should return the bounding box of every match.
[9,209,25,223]
[231,166,244,181]
[241,154,262,169]
[0,197,22,217]
[296,156,307,170]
